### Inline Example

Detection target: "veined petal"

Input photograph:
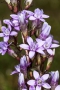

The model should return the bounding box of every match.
[42,14,49,18]
[36,48,45,55]
[47,49,53,55]
[27,80,35,86]
[33,70,39,79]
[4,36,9,42]
[27,37,33,45]
[36,86,41,90]
[29,51,35,58]
[42,83,51,89]
[0,33,4,37]
[29,16,36,20]
[19,44,29,50]
[41,74,49,81]
[55,85,60,90]
[10,31,17,36]
[10,14,18,19]
[51,44,60,48]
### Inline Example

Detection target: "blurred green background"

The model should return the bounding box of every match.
[0,0,60,90]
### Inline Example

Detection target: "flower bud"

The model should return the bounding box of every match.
[46,56,53,71]
[25,0,33,9]
[20,55,27,67]
[51,71,59,84]
[5,0,10,4]
[8,49,17,58]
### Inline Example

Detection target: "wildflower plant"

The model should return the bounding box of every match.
[0,0,60,90]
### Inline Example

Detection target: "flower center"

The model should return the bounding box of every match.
[3,29,10,36]
[44,42,49,49]
[36,79,42,85]
[30,42,37,51]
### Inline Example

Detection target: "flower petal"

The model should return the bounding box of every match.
[51,44,60,48]
[27,80,35,86]
[18,73,24,85]
[42,83,51,89]
[15,65,20,72]
[29,51,35,58]
[36,48,45,55]
[2,50,7,55]
[0,33,4,37]
[1,26,6,31]
[10,14,18,19]
[36,86,41,90]
[47,49,53,55]
[14,26,20,31]
[53,40,59,44]
[19,44,29,50]
[10,31,17,36]
[29,86,35,90]
[40,18,45,22]
[55,85,60,90]
[4,36,9,42]
[3,19,12,25]
[10,71,18,75]
[29,16,36,20]
[33,70,39,79]
[27,37,33,45]
[41,74,49,81]
[42,14,49,18]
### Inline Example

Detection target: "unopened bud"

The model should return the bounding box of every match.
[46,56,53,71]
[25,0,33,9]
[37,54,41,65]
[8,49,17,58]
[52,48,55,56]
[5,0,10,4]
[10,0,17,6]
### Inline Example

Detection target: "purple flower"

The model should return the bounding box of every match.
[20,55,30,70]
[0,25,17,42]
[29,8,49,22]
[0,41,8,55]
[10,10,28,31]
[36,35,60,55]
[10,64,20,75]
[19,37,45,59]
[50,70,59,86]
[11,19,20,31]
[27,70,51,90]
[10,64,26,87]
[39,22,51,40]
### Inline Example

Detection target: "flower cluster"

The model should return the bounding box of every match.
[0,0,60,90]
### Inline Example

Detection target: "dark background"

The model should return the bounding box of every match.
[0,0,60,90]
